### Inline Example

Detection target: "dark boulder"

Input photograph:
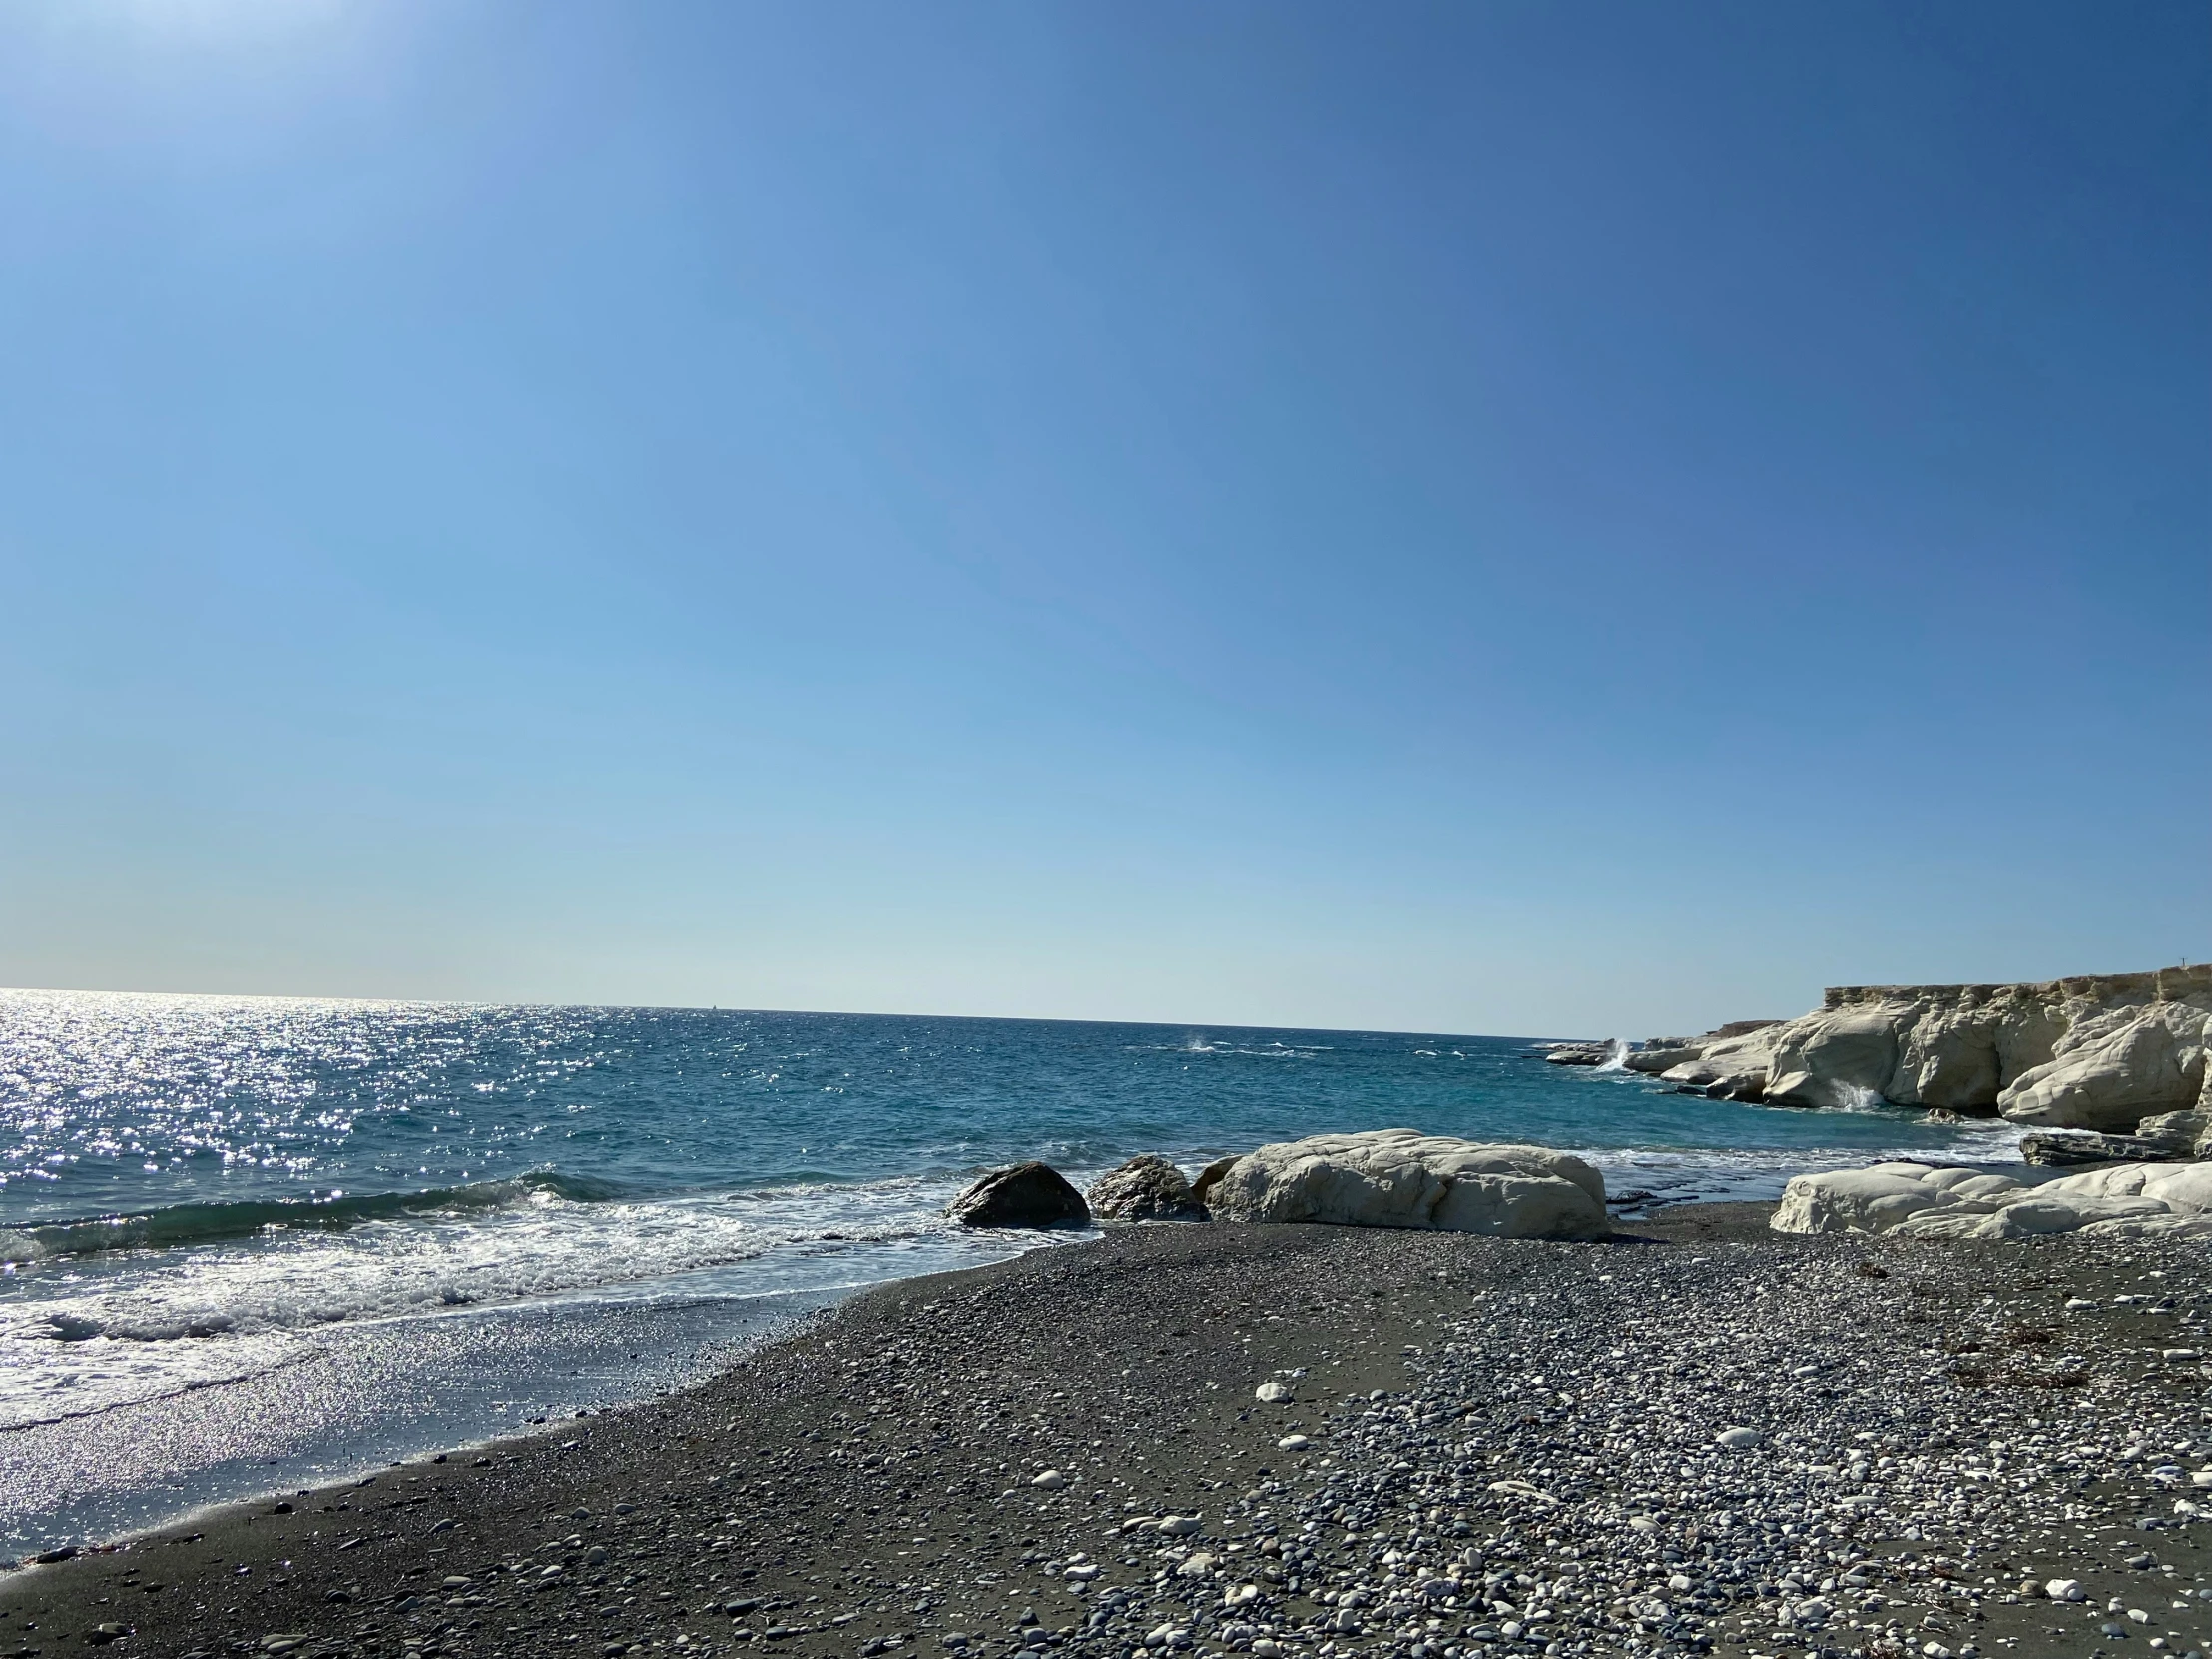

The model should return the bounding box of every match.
[2019,1130,2184,1167]
[1086,1154,1205,1222]
[1190,1154,1241,1208]
[946,1162,1091,1229]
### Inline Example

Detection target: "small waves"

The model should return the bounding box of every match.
[1,1170,633,1261]
[1119,1037,1332,1057]
[0,993,2048,1444]
[1582,1115,2027,1214]
[0,1169,1002,1431]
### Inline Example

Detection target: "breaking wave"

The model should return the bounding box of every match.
[1,1170,634,1261]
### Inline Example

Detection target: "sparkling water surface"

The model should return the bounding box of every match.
[0,988,2019,1552]
[1,989,2017,1421]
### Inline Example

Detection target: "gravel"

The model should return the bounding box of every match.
[5,1207,2212,1659]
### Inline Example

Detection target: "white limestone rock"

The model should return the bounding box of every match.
[1624,1043,1703,1074]
[1769,1158,2212,1240]
[1659,1024,1790,1099]
[1669,965,2211,1123]
[1203,1129,1609,1240]
[1764,1008,1905,1109]
[1768,1162,2019,1234]
[1996,1002,2211,1130]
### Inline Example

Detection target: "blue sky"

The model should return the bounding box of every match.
[0,0,2205,1035]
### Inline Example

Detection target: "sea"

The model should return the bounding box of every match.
[0,988,2022,1558]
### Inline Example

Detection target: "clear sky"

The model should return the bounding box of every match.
[0,0,2205,1036]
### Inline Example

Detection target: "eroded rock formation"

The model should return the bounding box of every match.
[1201,1129,1610,1239]
[1656,965,2211,1128]
[1770,1158,2212,1240]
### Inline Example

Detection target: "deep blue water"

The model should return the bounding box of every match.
[0,988,2021,1446]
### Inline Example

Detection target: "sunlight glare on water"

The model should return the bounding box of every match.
[0,987,2015,1433]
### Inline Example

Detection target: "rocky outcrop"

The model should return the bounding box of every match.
[1660,965,2211,1125]
[946,1162,1091,1229]
[1770,1158,2212,1240]
[2139,1111,2212,1153]
[1624,1044,1702,1074]
[1202,1129,1610,1240]
[1659,1023,1790,1100]
[1996,1001,2210,1130]
[2017,1130,2184,1166]
[1615,1020,1784,1075]
[1544,1043,1612,1067]
[1085,1154,1205,1222]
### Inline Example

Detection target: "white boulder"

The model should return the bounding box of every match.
[1770,1158,2212,1240]
[1202,1129,1610,1239]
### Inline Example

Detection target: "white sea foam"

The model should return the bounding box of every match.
[0,1172,1032,1431]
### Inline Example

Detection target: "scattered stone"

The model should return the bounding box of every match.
[18,1207,2212,1659]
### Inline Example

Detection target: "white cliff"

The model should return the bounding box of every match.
[1657,964,2211,1129]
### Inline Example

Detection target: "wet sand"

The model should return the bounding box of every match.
[7,1208,2212,1659]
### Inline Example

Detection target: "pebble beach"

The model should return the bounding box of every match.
[9,1208,2212,1659]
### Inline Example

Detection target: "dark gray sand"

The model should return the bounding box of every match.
[0,1290,858,1561]
[8,1205,2212,1659]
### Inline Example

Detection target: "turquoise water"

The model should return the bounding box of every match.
[0,988,2020,1442]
